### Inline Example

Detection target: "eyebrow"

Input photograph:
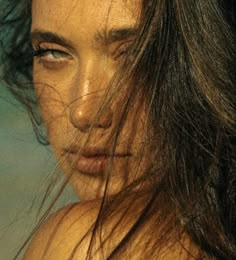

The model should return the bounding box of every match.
[31,30,76,51]
[95,28,137,44]
[31,27,137,49]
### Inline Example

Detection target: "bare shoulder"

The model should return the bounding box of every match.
[22,195,203,260]
[23,200,101,260]
[22,195,143,259]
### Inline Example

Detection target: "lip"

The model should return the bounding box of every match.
[65,146,132,175]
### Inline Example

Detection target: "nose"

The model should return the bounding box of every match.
[70,97,113,132]
[69,57,114,132]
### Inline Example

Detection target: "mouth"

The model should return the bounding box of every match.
[64,146,132,175]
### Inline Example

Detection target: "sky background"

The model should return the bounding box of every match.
[0,84,78,259]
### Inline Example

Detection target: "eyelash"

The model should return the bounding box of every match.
[33,47,69,60]
[114,43,134,60]
[32,42,135,64]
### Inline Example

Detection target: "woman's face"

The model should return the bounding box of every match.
[31,0,151,200]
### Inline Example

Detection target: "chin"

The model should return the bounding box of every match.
[69,175,125,202]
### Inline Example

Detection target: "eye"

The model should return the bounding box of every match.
[33,48,70,61]
[32,45,73,70]
[113,42,136,61]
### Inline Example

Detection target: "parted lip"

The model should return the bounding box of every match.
[64,145,132,158]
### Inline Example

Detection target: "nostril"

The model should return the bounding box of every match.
[69,105,113,132]
[98,111,113,128]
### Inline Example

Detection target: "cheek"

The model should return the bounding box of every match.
[33,60,75,97]
[34,87,64,125]
[33,83,71,149]
[127,98,147,145]
[33,67,73,120]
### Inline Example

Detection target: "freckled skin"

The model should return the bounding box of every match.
[31,0,152,201]
[23,2,202,259]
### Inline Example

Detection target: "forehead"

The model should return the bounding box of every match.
[31,0,141,35]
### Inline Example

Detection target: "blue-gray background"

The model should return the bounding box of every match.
[0,85,78,259]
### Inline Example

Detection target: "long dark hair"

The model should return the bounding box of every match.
[1,0,236,259]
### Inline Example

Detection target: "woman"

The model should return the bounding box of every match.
[1,0,235,259]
